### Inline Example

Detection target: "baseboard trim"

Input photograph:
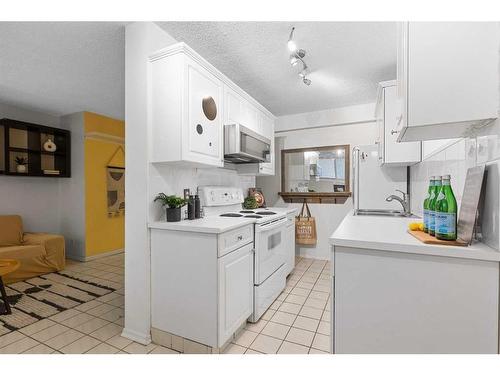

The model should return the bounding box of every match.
[84,248,124,262]
[67,249,124,263]
[121,327,151,345]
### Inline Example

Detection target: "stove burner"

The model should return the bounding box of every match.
[240,210,255,214]
[256,211,276,215]
[245,215,263,218]
[220,213,243,217]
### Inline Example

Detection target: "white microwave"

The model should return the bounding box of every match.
[224,123,271,164]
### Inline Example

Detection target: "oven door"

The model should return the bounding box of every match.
[254,217,287,285]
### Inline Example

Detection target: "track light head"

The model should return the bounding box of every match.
[287,27,297,52]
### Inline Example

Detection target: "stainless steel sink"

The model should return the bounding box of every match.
[354,209,418,218]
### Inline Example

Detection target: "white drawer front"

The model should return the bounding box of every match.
[218,224,254,257]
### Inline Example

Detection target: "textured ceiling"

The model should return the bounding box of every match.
[157,22,397,116]
[0,22,126,120]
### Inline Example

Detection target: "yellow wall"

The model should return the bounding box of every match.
[84,112,125,257]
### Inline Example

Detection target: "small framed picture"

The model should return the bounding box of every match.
[249,188,266,208]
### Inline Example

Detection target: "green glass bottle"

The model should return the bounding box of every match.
[435,175,458,241]
[423,176,435,233]
[428,176,442,236]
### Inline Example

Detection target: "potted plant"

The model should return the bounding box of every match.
[15,156,28,173]
[154,193,187,222]
[243,196,259,210]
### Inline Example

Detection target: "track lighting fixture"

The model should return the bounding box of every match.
[287,26,311,86]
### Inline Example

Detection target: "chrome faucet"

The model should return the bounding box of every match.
[385,189,411,216]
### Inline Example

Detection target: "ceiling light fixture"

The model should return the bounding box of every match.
[287,27,297,52]
[287,26,311,86]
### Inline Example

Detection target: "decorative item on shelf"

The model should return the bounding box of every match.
[154,193,187,222]
[243,196,259,210]
[43,137,57,153]
[295,202,317,245]
[333,184,345,192]
[14,156,27,173]
[43,169,60,175]
[248,188,266,208]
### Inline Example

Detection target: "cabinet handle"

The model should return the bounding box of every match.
[390,129,399,135]
[237,235,243,241]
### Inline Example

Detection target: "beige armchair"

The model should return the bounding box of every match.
[0,215,65,283]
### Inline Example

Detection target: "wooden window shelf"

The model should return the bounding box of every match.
[279,192,351,204]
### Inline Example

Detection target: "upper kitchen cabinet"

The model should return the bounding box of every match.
[223,86,259,133]
[395,22,499,142]
[375,81,421,166]
[224,85,276,176]
[149,43,224,168]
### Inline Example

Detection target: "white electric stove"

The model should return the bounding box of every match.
[199,186,288,322]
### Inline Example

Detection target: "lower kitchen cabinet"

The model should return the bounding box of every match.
[218,243,254,345]
[283,211,296,275]
[150,224,254,350]
[332,245,499,354]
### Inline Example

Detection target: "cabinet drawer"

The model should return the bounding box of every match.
[218,224,254,257]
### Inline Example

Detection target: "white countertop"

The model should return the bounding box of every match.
[330,212,500,262]
[149,206,297,234]
[149,217,256,234]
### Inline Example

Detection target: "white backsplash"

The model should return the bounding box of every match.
[148,164,255,221]
[410,119,500,250]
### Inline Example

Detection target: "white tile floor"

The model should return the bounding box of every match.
[0,254,331,354]
[225,257,331,354]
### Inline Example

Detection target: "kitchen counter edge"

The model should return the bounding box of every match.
[329,212,500,262]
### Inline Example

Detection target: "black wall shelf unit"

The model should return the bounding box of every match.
[0,118,71,178]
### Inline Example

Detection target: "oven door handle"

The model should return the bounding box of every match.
[256,218,287,233]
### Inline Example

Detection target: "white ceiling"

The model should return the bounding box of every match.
[158,22,397,116]
[0,22,126,120]
[0,22,396,121]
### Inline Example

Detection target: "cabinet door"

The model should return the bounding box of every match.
[218,243,253,346]
[375,94,385,165]
[407,22,498,129]
[186,57,223,165]
[224,86,244,125]
[284,218,295,276]
[395,22,408,133]
[383,86,421,165]
[241,101,259,132]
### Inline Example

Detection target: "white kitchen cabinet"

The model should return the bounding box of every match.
[375,81,421,165]
[224,85,260,133]
[283,211,295,275]
[396,22,499,142]
[150,224,254,350]
[149,44,224,167]
[218,243,254,345]
[333,245,499,353]
[224,85,245,126]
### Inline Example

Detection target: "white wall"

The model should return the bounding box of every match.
[0,102,63,233]
[59,112,86,260]
[124,22,178,344]
[149,165,254,221]
[258,108,382,260]
[411,121,500,251]
[275,103,375,132]
[124,22,256,343]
